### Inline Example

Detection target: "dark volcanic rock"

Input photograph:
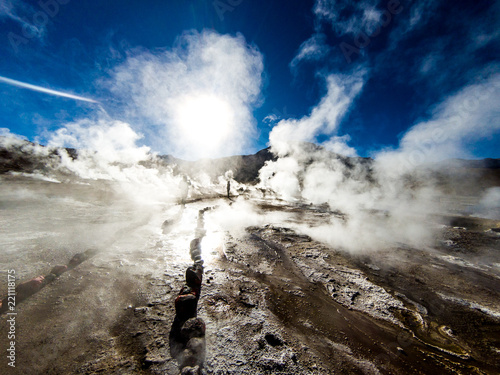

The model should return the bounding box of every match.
[181,318,206,341]
[0,137,76,174]
[68,252,87,269]
[158,147,277,184]
[50,265,68,276]
[186,264,203,289]
[16,276,45,300]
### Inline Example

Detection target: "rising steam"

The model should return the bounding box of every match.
[106,30,264,160]
[259,70,500,252]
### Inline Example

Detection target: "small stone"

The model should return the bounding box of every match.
[186,264,203,288]
[397,347,407,355]
[68,253,86,268]
[16,276,45,300]
[50,265,68,276]
[181,318,206,340]
[175,293,198,320]
[44,273,57,283]
[180,365,201,375]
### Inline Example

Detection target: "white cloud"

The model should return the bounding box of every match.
[259,67,500,254]
[258,135,440,253]
[0,0,15,17]
[0,127,27,140]
[269,72,365,156]
[382,0,432,51]
[0,0,46,39]
[419,53,439,75]
[473,187,500,220]
[107,30,264,160]
[388,1,498,67]
[44,117,189,204]
[259,156,302,201]
[314,0,383,35]
[467,2,500,52]
[322,135,358,157]
[263,113,279,125]
[290,33,330,69]
[376,73,500,171]
[258,0,500,254]
[47,118,150,164]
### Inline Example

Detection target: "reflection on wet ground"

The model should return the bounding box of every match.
[0,176,499,374]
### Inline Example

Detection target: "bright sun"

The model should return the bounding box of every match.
[175,94,233,157]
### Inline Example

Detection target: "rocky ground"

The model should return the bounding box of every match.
[1,175,499,374]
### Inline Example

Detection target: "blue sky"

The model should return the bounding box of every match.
[0,0,498,160]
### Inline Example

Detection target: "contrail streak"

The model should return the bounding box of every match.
[0,76,98,103]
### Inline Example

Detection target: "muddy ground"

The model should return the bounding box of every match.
[1,175,499,374]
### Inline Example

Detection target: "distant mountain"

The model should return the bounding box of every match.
[0,137,277,183]
[438,158,500,169]
[1,137,499,190]
[0,137,77,174]
[157,147,277,184]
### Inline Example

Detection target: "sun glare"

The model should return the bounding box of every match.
[175,94,233,157]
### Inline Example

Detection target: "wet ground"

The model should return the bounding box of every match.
[1,175,499,374]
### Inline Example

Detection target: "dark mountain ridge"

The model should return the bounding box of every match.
[157,147,277,184]
[1,137,499,190]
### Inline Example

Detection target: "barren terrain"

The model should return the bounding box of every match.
[1,173,499,374]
